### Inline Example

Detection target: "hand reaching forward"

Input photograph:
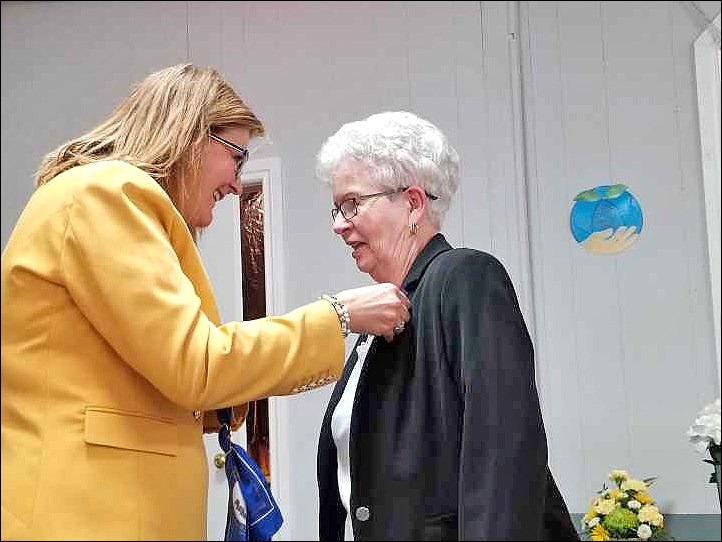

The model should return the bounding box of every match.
[335,283,411,342]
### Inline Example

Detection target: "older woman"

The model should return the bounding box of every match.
[315,111,579,541]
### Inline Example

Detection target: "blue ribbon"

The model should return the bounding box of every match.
[217,408,283,541]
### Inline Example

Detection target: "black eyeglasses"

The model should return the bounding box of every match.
[209,133,249,179]
[331,187,438,222]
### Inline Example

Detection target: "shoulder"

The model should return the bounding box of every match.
[420,249,517,312]
[429,248,509,284]
[39,160,177,220]
[27,161,190,249]
[56,160,166,199]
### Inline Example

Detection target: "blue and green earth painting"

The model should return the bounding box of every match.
[570,184,643,255]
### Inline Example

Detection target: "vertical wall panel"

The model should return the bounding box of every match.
[602,0,715,512]
[522,0,589,507]
[470,1,536,331]
[404,1,464,247]
[451,1,486,250]
[671,3,721,478]
[560,0,634,504]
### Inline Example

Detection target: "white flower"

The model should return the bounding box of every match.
[688,398,721,454]
[627,499,641,510]
[587,516,600,528]
[637,523,653,540]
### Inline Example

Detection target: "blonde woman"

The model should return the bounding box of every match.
[0,64,410,540]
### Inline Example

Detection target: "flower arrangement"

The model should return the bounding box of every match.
[581,470,667,540]
[687,397,721,506]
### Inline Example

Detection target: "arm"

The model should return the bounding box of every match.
[441,252,548,540]
[61,162,344,411]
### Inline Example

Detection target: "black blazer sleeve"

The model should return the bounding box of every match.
[440,251,548,539]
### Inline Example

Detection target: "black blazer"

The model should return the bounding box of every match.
[317,234,579,541]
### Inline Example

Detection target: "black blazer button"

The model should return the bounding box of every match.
[355,506,370,521]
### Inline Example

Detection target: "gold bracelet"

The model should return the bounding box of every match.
[320,294,351,338]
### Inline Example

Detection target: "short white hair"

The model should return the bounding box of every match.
[316,111,459,228]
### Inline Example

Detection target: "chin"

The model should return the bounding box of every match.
[190,215,212,229]
[358,260,387,284]
[190,219,213,229]
[355,259,376,279]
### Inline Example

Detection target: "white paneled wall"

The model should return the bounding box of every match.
[522,0,720,515]
[2,2,719,540]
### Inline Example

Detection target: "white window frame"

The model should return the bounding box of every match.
[239,157,293,540]
[694,13,721,388]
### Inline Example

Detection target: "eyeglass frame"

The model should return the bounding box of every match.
[331,187,438,222]
[209,132,250,179]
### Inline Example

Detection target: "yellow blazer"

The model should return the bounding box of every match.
[0,161,343,540]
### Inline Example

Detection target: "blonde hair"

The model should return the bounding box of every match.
[35,63,265,238]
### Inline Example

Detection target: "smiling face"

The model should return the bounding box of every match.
[189,126,251,228]
[331,162,414,285]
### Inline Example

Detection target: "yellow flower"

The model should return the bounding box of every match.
[621,478,648,492]
[635,491,654,505]
[608,488,624,501]
[609,469,629,482]
[638,504,663,526]
[595,498,616,515]
[591,524,610,541]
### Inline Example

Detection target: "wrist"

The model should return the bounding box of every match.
[320,294,351,338]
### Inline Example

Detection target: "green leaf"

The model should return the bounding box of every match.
[574,188,601,202]
[606,183,628,198]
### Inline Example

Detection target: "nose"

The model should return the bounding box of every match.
[332,212,352,235]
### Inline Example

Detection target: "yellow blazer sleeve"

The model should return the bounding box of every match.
[59,161,344,413]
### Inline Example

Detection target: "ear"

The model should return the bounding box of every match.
[405,185,428,223]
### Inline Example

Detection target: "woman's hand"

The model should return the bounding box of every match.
[335,283,411,342]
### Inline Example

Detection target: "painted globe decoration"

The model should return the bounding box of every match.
[570,184,643,255]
